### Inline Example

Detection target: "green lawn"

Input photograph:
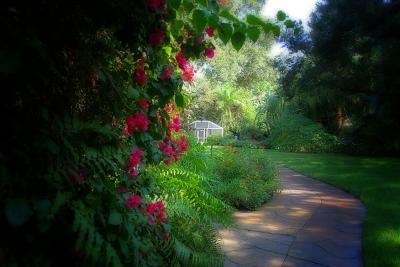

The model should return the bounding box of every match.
[265,150,400,267]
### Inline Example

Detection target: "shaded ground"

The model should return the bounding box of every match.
[220,168,366,267]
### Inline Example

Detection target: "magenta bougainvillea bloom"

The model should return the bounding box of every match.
[139,99,149,110]
[175,51,188,70]
[134,59,147,86]
[204,47,215,59]
[168,116,181,133]
[148,30,165,46]
[124,112,150,135]
[159,66,174,80]
[128,148,143,168]
[205,27,214,37]
[182,65,194,83]
[125,195,142,208]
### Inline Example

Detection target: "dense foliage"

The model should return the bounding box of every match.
[209,147,278,210]
[0,0,290,266]
[266,110,339,153]
[276,0,400,155]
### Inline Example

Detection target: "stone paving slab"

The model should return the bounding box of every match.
[220,167,366,267]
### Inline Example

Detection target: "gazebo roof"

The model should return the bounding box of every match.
[189,120,223,129]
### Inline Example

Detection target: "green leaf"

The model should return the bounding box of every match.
[108,210,122,226]
[175,92,189,107]
[231,31,246,51]
[208,14,219,28]
[284,20,295,28]
[294,27,301,35]
[127,85,139,99]
[182,0,194,11]
[192,9,207,33]
[217,23,233,44]
[247,27,261,42]
[263,23,280,36]
[5,198,33,227]
[246,14,266,26]
[220,10,240,24]
[168,0,181,10]
[277,10,287,21]
[197,0,208,8]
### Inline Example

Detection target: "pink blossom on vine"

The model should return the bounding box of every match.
[160,66,174,80]
[134,59,147,86]
[182,65,194,83]
[139,99,149,110]
[124,112,150,135]
[205,27,215,37]
[175,51,188,70]
[126,195,142,208]
[204,47,215,59]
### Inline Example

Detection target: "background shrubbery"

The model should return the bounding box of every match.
[266,110,340,153]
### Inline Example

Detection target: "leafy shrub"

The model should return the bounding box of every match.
[148,138,233,267]
[209,148,278,210]
[267,111,339,153]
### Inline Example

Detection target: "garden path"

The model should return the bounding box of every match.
[219,167,366,267]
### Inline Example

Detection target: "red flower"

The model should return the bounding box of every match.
[148,30,165,46]
[163,146,173,156]
[182,65,194,83]
[126,195,142,208]
[163,159,171,165]
[205,27,215,37]
[139,99,150,110]
[135,112,150,131]
[160,66,174,80]
[129,148,143,168]
[168,116,181,133]
[134,59,147,86]
[204,47,215,59]
[175,51,188,70]
[145,0,163,9]
[125,112,150,135]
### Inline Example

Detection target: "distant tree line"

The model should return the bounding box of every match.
[276,0,400,155]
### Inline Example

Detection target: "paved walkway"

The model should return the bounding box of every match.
[220,167,366,267]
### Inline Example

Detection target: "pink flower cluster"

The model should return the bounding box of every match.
[168,116,181,133]
[124,112,150,135]
[175,51,194,83]
[158,135,189,164]
[126,195,142,208]
[139,99,149,110]
[125,196,168,225]
[205,27,214,37]
[127,148,143,176]
[204,47,215,59]
[146,200,168,224]
[160,65,174,80]
[134,59,147,86]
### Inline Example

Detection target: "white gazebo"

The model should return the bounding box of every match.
[189,120,224,143]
